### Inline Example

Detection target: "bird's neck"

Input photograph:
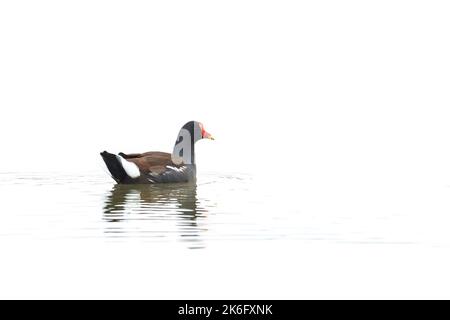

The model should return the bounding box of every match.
[172,128,196,165]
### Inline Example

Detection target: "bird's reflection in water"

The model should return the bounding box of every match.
[103,183,207,249]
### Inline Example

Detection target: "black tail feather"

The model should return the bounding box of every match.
[100,151,127,183]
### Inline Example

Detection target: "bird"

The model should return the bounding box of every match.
[100,121,214,184]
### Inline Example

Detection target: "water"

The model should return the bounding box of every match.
[1,171,450,248]
[2,171,450,299]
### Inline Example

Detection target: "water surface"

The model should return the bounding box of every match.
[1,171,448,250]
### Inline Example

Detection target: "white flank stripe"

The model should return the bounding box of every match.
[117,155,141,178]
[166,165,182,172]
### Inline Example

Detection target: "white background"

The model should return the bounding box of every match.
[1,1,450,299]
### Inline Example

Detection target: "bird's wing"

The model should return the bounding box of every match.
[125,152,179,174]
